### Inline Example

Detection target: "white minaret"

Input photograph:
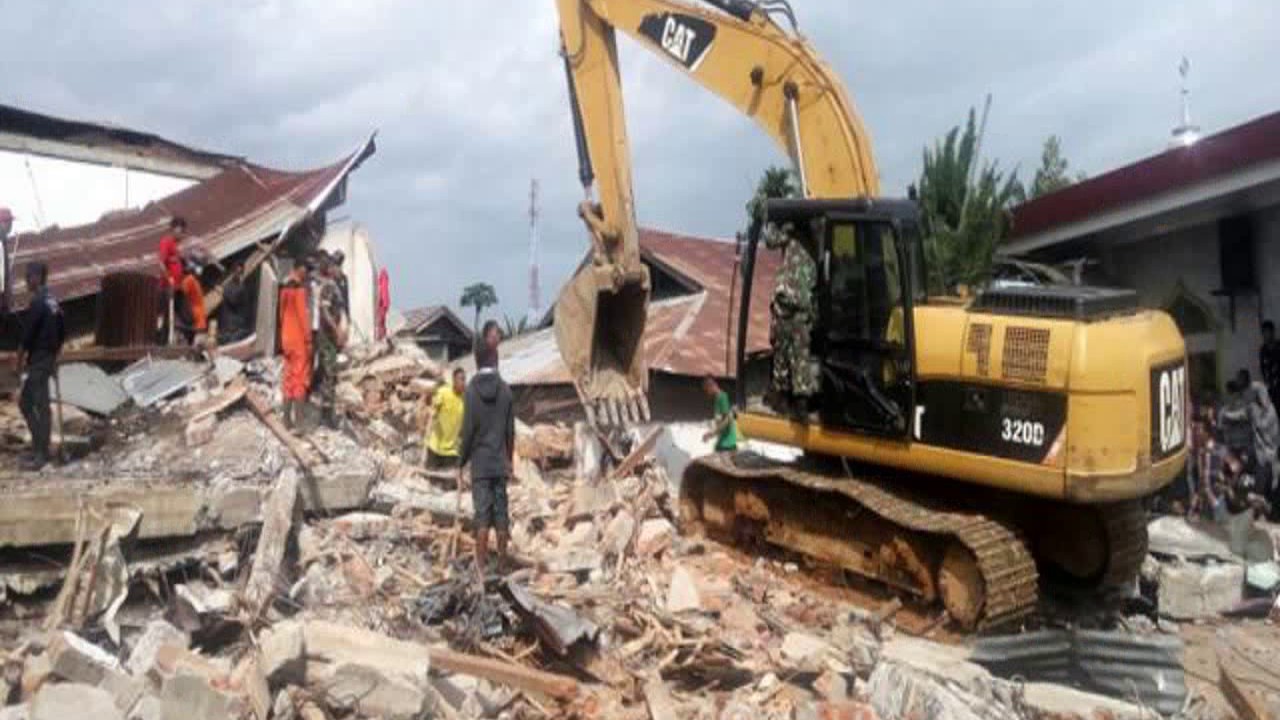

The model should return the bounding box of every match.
[1170,56,1200,148]
[526,178,542,326]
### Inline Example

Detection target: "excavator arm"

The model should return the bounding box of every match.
[555,0,880,425]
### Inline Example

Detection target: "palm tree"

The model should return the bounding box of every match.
[746,165,800,230]
[460,282,498,335]
[916,107,1022,291]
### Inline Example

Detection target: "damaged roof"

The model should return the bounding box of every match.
[400,305,474,341]
[475,227,781,385]
[0,103,240,179]
[8,134,376,307]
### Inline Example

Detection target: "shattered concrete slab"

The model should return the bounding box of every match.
[53,363,129,415]
[1158,560,1245,620]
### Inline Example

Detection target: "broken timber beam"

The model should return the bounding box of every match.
[608,427,662,481]
[429,646,579,701]
[244,390,319,473]
[241,468,301,618]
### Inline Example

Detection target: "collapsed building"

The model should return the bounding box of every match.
[0,103,378,385]
[0,107,1277,720]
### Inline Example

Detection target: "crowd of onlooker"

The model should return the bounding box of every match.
[1166,324,1280,526]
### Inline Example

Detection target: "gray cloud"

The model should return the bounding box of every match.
[2,0,1278,320]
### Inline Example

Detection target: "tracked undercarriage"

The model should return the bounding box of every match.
[680,452,1149,631]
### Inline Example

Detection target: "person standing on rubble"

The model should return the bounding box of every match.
[458,339,516,577]
[330,250,350,317]
[701,376,738,452]
[313,255,346,429]
[423,367,467,470]
[158,216,187,344]
[176,260,208,346]
[279,261,313,430]
[15,262,64,471]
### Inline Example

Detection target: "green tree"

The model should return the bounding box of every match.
[916,107,1022,291]
[502,314,531,338]
[746,165,799,230]
[1029,135,1081,198]
[460,282,498,334]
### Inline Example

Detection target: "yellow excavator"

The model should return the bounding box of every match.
[553,0,1188,629]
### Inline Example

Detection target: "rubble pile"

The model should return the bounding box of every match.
[1,340,1278,719]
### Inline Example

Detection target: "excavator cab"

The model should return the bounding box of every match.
[740,198,922,438]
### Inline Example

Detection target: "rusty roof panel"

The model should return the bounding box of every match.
[9,137,374,308]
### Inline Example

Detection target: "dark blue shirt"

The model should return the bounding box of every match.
[21,287,64,361]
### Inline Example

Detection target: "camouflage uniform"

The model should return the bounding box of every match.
[767,224,818,398]
[313,278,343,426]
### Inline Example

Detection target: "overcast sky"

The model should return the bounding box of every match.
[3,0,1278,322]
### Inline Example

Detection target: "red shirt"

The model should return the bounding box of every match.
[158,235,183,287]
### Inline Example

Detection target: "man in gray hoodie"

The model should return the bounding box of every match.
[458,340,515,575]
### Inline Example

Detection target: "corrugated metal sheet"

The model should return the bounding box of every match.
[96,272,163,347]
[971,628,1187,715]
[116,357,206,408]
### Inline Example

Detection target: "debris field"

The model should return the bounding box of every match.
[0,339,1278,720]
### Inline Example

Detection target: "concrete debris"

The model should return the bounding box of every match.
[31,683,122,720]
[0,336,1263,720]
[1246,561,1280,592]
[573,421,603,482]
[257,621,306,686]
[183,413,216,447]
[160,673,240,720]
[53,363,130,416]
[1158,560,1245,619]
[781,632,838,668]
[330,510,391,540]
[635,517,675,558]
[125,620,189,677]
[666,565,702,613]
[241,467,301,618]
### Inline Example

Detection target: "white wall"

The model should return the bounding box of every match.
[0,150,194,234]
[319,221,379,346]
[1107,204,1280,389]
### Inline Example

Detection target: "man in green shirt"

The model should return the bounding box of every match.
[702,376,738,452]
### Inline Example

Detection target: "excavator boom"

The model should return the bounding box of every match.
[554,0,881,425]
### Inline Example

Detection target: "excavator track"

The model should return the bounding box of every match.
[683,452,1040,632]
[1098,501,1148,587]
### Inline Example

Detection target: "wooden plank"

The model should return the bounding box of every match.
[186,378,248,425]
[241,468,300,618]
[244,391,317,473]
[429,646,579,701]
[607,427,662,481]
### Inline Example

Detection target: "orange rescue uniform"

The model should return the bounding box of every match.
[278,282,312,401]
[180,274,207,331]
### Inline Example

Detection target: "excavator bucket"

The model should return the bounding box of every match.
[554,263,651,427]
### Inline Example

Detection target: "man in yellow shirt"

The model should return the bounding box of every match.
[424,368,467,470]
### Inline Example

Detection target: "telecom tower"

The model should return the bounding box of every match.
[526,179,542,326]
[1170,56,1200,148]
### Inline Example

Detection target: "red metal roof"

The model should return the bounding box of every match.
[9,141,373,307]
[1010,110,1280,240]
[639,227,780,378]
[486,227,782,386]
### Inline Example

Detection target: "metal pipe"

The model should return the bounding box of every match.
[784,83,809,197]
[561,42,596,191]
